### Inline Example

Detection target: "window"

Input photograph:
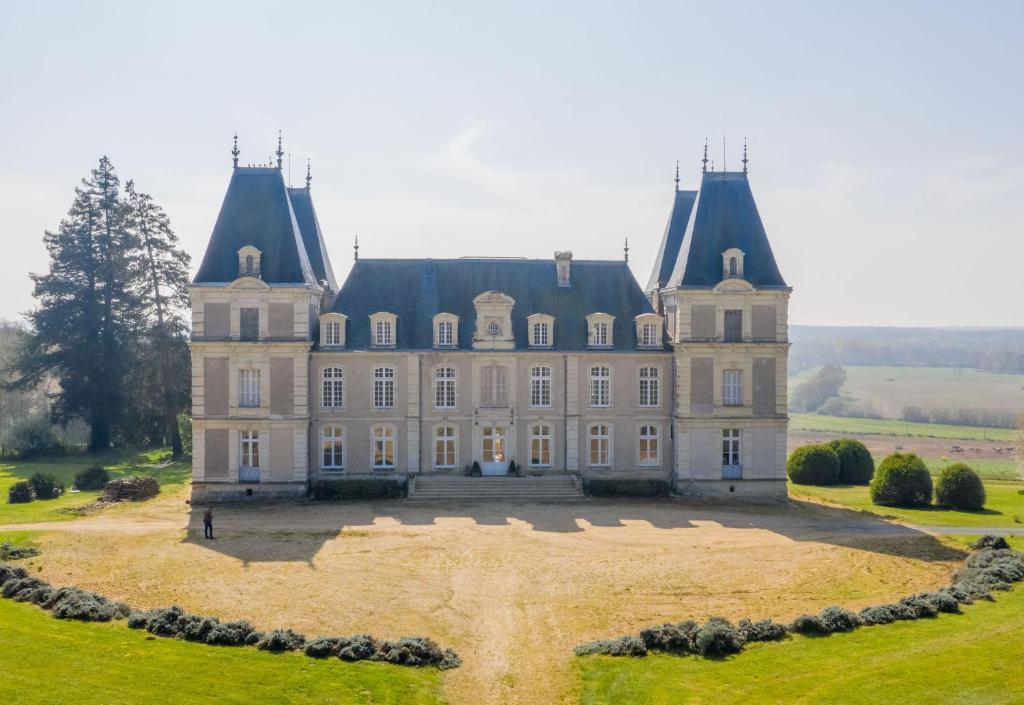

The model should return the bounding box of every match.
[723,370,743,406]
[639,367,659,407]
[240,430,260,480]
[374,320,393,346]
[372,426,395,469]
[321,426,345,471]
[530,424,552,467]
[589,424,611,467]
[373,367,395,409]
[530,366,552,408]
[434,425,457,468]
[239,369,261,407]
[724,310,743,342]
[245,255,255,275]
[238,246,261,278]
[321,367,344,409]
[722,428,741,470]
[640,323,658,347]
[589,366,611,408]
[729,257,737,276]
[639,425,659,465]
[239,307,259,341]
[592,321,609,346]
[324,321,341,346]
[481,365,508,407]
[487,321,501,336]
[437,320,453,346]
[434,367,456,409]
[532,322,549,347]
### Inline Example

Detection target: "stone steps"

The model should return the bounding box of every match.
[408,474,584,501]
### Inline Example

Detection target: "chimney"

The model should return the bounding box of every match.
[555,251,572,287]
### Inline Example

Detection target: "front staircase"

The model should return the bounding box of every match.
[407,474,584,502]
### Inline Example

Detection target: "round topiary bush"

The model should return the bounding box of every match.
[869,453,932,507]
[935,463,985,510]
[73,465,110,491]
[786,444,841,485]
[828,438,875,484]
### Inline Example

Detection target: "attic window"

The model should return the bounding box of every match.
[722,248,744,280]
[238,246,262,278]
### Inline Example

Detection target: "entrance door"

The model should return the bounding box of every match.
[481,425,508,475]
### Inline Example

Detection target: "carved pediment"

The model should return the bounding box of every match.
[473,290,516,306]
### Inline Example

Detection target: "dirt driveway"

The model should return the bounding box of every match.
[9,491,964,705]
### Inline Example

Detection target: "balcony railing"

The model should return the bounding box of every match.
[238,466,260,483]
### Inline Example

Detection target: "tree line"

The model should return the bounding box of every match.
[3,157,190,455]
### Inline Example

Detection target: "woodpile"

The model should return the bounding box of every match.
[100,476,160,502]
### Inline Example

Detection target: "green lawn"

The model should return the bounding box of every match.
[789,479,1024,529]
[576,586,1024,705]
[0,599,445,705]
[0,449,189,524]
[789,412,1014,442]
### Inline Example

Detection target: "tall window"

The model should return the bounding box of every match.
[530,366,552,408]
[437,320,453,346]
[373,367,395,409]
[724,310,743,342]
[239,369,261,407]
[639,367,659,407]
[373,426,396,469]
[245,255,255,275]
[321,426,345,471]
[590,366,611,408]
[434,425,457,468]
[530,424,552,467]
[239,307,259,341]
[375,320,393,346]
[591,321,609,346]
[481,365,508,407]
[532,322,550,347]
[321,367,344,409]
[640,323,658,347]
[723,429,741,467]
[240,430,260,469]
[729,257,738,276]
[434,367,456,409]
[639,425,659,465]
[723,370,743,406]
[589,424,610,467]
[324,321,341,346]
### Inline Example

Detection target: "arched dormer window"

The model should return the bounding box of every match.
[586,313,615,348]
[433,313,459,347]
[319,313,348,348]
[238,245,262,278]
[369,312,398,347]
[722,248,745,280]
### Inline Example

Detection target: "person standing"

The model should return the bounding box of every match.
[203,507,214,539]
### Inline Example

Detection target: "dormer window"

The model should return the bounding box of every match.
[472,291,515,350]
[527,313,554,348]
[238,245,262,278]
[433,313,459,348]
[722,248,745,280]
[319,313,348,348]
[369,312,397,347]
[634,313,665,348]
[586,313,615,348]
[554,251,572,287]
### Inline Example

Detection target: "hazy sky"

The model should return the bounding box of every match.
[1,1,1021,326]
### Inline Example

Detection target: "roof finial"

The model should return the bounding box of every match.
[354,234,359,261]
[701,139,709,174]
[275,130,284,169]
[710,160,715,172]
[742,137,748,174]
[624,236,630,263]
[674,160,680,192]
[305,159,312,189]
[231,133,240,168]
[722,134,727,172]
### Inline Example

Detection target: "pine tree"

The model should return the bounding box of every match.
[123,181,192,456]
[8,157,141,451]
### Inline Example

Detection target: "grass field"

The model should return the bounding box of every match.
[576,583,1024,705]
[789,365,1024,418]
[0,449,189,524]
[0,599,445,705]
[789,412,1014,442]
[789,480,1024,529]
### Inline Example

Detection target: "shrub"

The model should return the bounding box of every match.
[508,460,519,477]
[858,605,898,625]
[574,636,647,657]
[205,619,261,646]
[373,636,462,668]
[305,636,344,658]
[177,613,221,642]
[918,591,960,614]
[3,576,48,600]
[790,614,829,636]
[257,628,306,652]
[0,415,64,459]
[134,606,186,636]
[786,445,841,486]
[7,480,33,504]
[640,620,699,653]
[935,464,985,510]
[338,634,378,661]
[737,619,788,642]
[869,453,932,507]
[0,542,39,561]
[970,535,1010,551]
[899,595,939,618]
[73,465,110,491]
[310,479,405,501]
[29,473,64,500]
[954,548,1024,590]
[583,478,671,498]
[0,562,29,584]
[692,618,743,657]
[818,606,860,632]
[44,587,129,621]
[828,439,875,484]
[470,461,481,477]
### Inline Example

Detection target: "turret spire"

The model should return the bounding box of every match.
[231,133,240,168]
[275,130,284,169]
[305,159,312,189]
[742,137,749,174]
[701,139,709,174]
[674,160,680,192]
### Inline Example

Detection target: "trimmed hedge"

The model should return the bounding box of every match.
[828,439,875,484]
[310,479,406,501]
[7,480,33,504]
[935,464,986,510]
[73,465,111,491]
[869,453,932,507]
[583,478,670,498]
[786,444,841,486]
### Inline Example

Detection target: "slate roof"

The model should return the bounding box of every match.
[666,172,787,289]
[645,188,697,294]
[287,187,338,291]
[330,258,659,350]
[193,167,317,285]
